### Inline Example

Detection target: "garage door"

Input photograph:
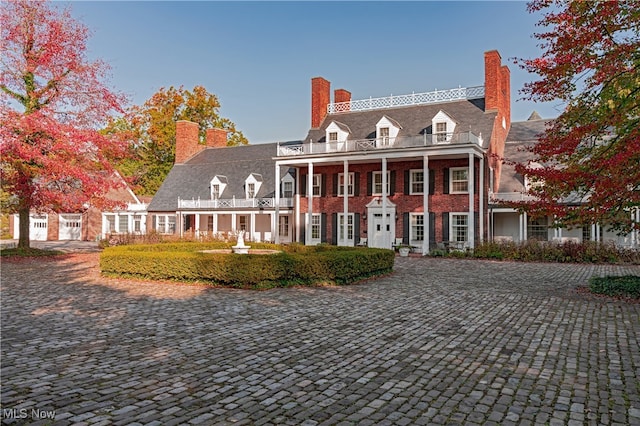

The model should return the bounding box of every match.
[59,214,82,240]
[31,215,49,241]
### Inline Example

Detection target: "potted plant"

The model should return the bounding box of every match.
[398,245,411,257]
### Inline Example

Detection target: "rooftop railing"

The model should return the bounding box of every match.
[490,192,536,203]
[178,197,294,209]
[328,86,485,114]
[277,132,482,156]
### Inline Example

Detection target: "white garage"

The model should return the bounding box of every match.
[13,214,49,241]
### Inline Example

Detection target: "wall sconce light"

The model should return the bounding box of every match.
[395,214,399,221]
[362,211,367,221]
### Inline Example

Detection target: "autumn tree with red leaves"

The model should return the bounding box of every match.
[514,0,640,235]
[0,0,129,248]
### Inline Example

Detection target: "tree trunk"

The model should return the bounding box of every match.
[18,206,30,249]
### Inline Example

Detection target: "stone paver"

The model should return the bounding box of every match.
[1,253,639,425]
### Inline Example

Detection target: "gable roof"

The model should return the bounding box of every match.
[498,119,553,193]
[148,143,291,212]
[305,99,496,148]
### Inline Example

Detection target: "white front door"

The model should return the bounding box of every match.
[369,212,394,249]
[59,214,82,240]
[337,213,355,246]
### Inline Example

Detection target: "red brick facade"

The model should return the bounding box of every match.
[298,158,485,245]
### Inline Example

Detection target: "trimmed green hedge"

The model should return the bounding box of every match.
[100,243,394,288]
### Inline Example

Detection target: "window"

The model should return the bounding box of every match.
[451,213,468,243]
[210,176,227,200]
[239,215,247,231]
[338,213,354,242]
[329,132,338,141]
[435,122,448,142]
[279,216,289,237]
[155,215,176,234]
[118,215,129,233]
[283,181,293,198]
[338,172,354,196]
[247,183,256,199]
[312,174,322,196]
[373,171,390,195]
[582,225,591,242]
[379,127,390,145]
[106,215,116,232]
[450,168,469,193]
[527,216,549,241]
[411,214,424,241]
[410,170,424,194]
[311,214,321,240]
[133,215,142,233]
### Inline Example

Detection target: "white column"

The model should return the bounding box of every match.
[519,213,523,242]
[468,153,475,248]
[306,162,314,245]
[194,213,200,238]
[274,164,280,244]
[423,155,429,255]
[523,211,528,241]
[231,212,236,232]
[250,212,256,241]
[591,224,596,241]
[342,160,349,245]
[213,214,218,236]
[479,156,484,243]
[382,157,388,248]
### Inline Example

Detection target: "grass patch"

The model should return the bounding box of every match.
[589,275,640,299]
[0,247,63,257]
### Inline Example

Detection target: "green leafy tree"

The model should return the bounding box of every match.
[515,0,640,234]
[108,86,249,196]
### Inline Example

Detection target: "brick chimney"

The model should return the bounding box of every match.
[484,50,512,192]
[334,88,351,111]
[206,128,228,148]
[175,120,201,164]
[311,77,331,128]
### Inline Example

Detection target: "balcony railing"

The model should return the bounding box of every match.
[327,86,485,114]
[277,132,482,156]
[178,197,294,209]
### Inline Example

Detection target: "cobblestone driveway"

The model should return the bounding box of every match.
[1,254,639,425]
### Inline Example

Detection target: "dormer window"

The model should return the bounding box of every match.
[210,176,228,200]
[281,172,295,198]
[325,122,350,152]
[432,110,456,144]
[435,122,448,143]
[375,116,401,147]
[245,173,263,199]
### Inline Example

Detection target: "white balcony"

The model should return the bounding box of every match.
[277,132,482,156]
[178,197,294,209]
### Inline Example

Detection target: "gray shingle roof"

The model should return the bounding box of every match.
[148,143,289,212]
[498,119,553,193]
[305,99,496,149]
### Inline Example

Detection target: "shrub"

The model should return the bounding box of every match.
[589,275,640,298]
[100,243,394,288]
[471,240,639,264]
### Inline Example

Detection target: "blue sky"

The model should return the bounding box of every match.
[67,1,560,144]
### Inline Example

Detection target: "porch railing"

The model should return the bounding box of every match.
[277,132,482,156]
[178,197,294,209]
